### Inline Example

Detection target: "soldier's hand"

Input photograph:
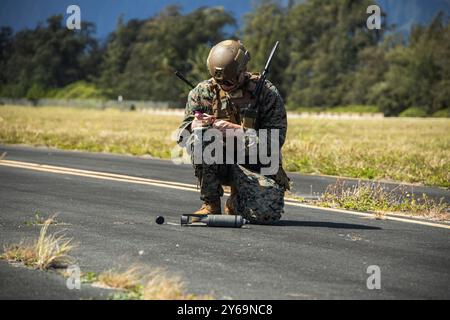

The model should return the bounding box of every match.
[192,113,215,129]
[213,120,242,134]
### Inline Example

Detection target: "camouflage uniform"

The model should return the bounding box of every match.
[178,72,288,224]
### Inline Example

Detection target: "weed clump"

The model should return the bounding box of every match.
[94,266,213,300]
[318,180,449,220]
[1,217,74,270]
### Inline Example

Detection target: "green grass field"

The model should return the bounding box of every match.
[1,105,449,188]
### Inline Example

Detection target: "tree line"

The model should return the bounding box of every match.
[0,0,449,116]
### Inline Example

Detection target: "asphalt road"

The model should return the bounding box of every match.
[1,145,448,202]
[0,145,449,299]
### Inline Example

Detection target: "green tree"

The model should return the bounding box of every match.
[285,0,382,108]
[408,13,450,114]
[96,16,143,97]
[0,27,13,85]
[241,0,290,97]
[98,5,235,101]
[0,15,99,97]
[372,12,450,115]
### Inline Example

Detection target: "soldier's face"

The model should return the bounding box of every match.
[217,72,243,92]
[220,81,237,92]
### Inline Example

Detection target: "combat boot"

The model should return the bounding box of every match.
[193,199,222,216]
[224,187,237,215]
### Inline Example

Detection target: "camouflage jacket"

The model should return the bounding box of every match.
[178,72,287,148]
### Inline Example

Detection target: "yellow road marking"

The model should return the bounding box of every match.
[1,159,449,230]
[0,159,197,192]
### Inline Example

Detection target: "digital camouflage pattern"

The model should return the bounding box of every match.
[189,137,285,225]
[178,73,287,224]
[179,72,287,142]
[230,165,284,224]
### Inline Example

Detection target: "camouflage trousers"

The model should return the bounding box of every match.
[189,129,284,225]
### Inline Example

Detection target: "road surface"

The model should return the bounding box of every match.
[0,145,449,299]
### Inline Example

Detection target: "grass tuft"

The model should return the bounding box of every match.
[142,269,212,300]
[317,180,449,220]
[96,266,143,292]
[1,217,75,270]
[81,271,99,283]
[97,266,213,300]
[1,242,36,266]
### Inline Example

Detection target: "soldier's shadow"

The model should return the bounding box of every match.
[272,220,381,230]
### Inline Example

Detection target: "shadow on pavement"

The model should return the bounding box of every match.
[273,220,381,230]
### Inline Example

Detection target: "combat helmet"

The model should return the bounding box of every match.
[207,40,251,86]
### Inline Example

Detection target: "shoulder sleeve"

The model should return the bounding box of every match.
[178,80,215,133]
[258,81,287,147]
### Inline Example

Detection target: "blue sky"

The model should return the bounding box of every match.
[0,0,257,38]
[1,0,449,39]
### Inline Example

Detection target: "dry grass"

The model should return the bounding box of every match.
[316,180,450,221]
[1,105,449,187]
[1,242,36,266]
[0,105,179,158]
[95,266,213,300]
[96,266,142,292]
[1,217,75,270]
[142,269,212,300]
[283,118,450,188]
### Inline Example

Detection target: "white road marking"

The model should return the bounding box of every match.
[1,159,449,230]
